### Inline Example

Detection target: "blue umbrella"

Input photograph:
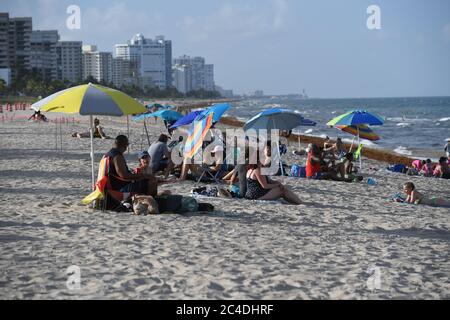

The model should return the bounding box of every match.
[133,109,182,122]
[169,110,204,129]
[244,108,316,131]
[201,103,231,123]
[244,108,316,176]
[327,110,384,126]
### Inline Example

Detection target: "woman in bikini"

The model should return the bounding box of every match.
[402,182,450,207]
[245,153,302,205]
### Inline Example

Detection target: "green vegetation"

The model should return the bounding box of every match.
[0,68,222,101]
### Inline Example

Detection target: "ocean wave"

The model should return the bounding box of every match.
[438,117,450,122]
[394,146,413,156]
[387,117,432,123]
[396,122,411,127]
[341,138,377,147]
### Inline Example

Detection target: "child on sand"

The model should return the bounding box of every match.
[419,159,433,177]
[402,182,450,207]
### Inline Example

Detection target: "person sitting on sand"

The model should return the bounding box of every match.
[419,159,433,177]
[306,144,349,181]
[72,118,109,139]
[148,134,175,179]
[133,151,152,175]
[106,135,159,196]
[433,157,450,179]
[412,159,426,172]
[245,153,302,205]
[28,110,48,122]
[402,182,450,207]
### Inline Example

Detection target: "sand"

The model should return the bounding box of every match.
[0,111,449,299]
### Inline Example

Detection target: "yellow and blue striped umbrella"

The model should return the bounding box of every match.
[31,83,146,115]
[184,113,214,159]
[31,83,146,194]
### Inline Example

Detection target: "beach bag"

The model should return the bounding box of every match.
[155,195,183,213]
[291,164,306,178]
[389,164,406,173]
[155,195,199,213]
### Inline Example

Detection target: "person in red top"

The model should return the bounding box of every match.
[134,151,151,175]
[306,144,322,179]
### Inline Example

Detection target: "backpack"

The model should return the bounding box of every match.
[291,164,306,178]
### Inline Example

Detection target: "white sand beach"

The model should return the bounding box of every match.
[0,112,449,299]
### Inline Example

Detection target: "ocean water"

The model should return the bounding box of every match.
[227,96,450,158]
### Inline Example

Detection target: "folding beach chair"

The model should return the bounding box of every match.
[82,155,138,211]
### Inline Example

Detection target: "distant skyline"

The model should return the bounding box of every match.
[2,0,450,98]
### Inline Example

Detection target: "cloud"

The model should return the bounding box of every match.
[179,0,289,43]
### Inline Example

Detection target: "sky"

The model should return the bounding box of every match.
[2,0,450,98]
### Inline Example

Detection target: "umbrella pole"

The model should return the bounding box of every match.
[143,119,151,147]
[358,127,362,171]
[127,116,130,154]
[89,115,95,191]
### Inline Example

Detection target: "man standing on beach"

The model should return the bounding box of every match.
[107,135,158,196]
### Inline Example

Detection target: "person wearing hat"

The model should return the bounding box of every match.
[134,151,151,175]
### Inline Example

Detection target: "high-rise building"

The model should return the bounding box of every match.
[56,41,82,83]
[173,55,215,91]
[82,45,113,83]
[30,30,59,81]
[115,34,172,90]
[204,64,215,91]
[172,64,192,94]
[112,57,135,88]
[0,13,32,81]
[0,13,10,69]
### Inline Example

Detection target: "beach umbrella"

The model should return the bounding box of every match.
[201,103,231,123]
[326,110,384,127]
[327,110,384,169]
[31,83,146,189]
[184,113,214,159]
[244,108,316,175]
[133,109,182,122]
[335,124,380,141]
[244,108,316,131]
[169,110,204,130]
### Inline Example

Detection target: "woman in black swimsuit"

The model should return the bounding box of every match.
[245,153,302,205]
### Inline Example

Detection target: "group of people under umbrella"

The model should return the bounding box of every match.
[31,83,387,210]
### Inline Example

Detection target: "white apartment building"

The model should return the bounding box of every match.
[172,64,193,94]
[115,34,172,90]
[82,45,113,83]
[173,55,215,91]
[56,41,82,83]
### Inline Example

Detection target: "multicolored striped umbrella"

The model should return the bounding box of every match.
[327,110,384,127]
[184,113,214,159]
[335,124,380,141]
